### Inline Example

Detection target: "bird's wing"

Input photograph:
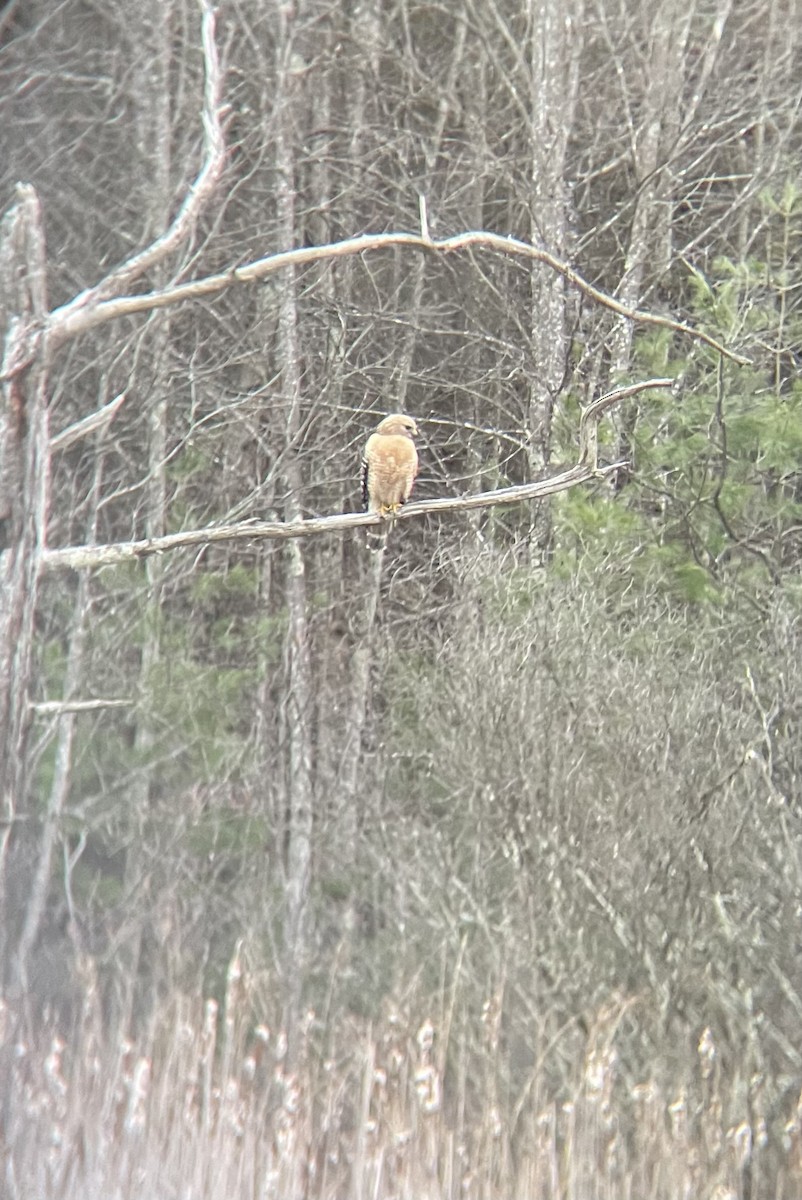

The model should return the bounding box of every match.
[360,435,375,511]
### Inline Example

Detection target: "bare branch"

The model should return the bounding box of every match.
[50,392,126,452]
[578,377,673,467]
[47,229,749,364]
[45,0,226,344]
[41,380,673,572]
[29,699,134,715]
[39,482,599,572]
[419,194,430,240]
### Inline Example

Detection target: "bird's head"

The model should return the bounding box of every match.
[376,413,418,438]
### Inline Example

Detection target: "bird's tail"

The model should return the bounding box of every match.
[365,521,388,553]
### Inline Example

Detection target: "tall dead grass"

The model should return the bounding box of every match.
[3,953,800,1200]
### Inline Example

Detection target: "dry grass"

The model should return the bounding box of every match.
[4,955,801,1200]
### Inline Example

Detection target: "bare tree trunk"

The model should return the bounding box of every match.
[607,0,730,484]
[608,1,692,381]
[526,0,584,554]
[274,6,314,1066]
[306,9,353,815]
[334,0,384,833]
[0,185,49,982]
[396,18,468,408]
[117,0,173,1029]
[11,445,105,1001]
[463,51,497,545]
[607,8,683,488]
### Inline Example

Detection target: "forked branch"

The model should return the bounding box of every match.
[45,0,226,345]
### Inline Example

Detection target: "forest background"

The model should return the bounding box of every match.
[1,0,802,1196]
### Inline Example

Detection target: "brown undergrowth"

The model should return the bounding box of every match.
[3,956,801,1200]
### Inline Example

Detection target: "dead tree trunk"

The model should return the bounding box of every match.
[0,185,50,983]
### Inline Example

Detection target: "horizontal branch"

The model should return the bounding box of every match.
[41,472,606,571]
[41,379,673,572]
[47,226,749,365]
[30,698,134,715]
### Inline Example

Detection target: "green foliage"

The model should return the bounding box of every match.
[190,562,255,603]
[553,196,802,603]
[147,655,256,770]
[31,563,272,850]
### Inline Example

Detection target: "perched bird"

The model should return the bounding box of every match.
[361,413,419,518]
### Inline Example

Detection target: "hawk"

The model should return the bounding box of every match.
[361,413,419,518]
